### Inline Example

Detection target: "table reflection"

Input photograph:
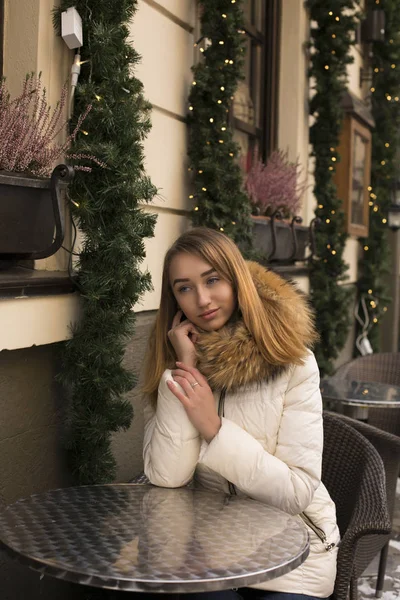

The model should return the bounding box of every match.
[0,485,309,593]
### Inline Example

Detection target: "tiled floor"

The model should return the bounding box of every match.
[358,480,400,600]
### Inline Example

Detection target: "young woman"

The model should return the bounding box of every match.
[142,227,339,600]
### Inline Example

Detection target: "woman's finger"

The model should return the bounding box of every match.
[166,380,191,407]
[171,310,183,329]
[173,375,197,398]
[176,362,208,386]
[187,323,199,343]
[171,368,198,382]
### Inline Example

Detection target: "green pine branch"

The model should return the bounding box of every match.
[54,0,157,483]
[306,0,361,375]
[356,0,400,351]
[187,0,252,247]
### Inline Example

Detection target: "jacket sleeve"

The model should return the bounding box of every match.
[143,369,201,487]
[198,352,323,515]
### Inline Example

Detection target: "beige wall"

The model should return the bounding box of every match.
[3,0,73,275]
[1,0,78,350]
[278,1,311,294]
[1,0,369,348]
[131,0,196,311]
[3,0,71,127]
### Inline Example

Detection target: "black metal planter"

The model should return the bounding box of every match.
[252,214,316,265]
[0,164,74,268]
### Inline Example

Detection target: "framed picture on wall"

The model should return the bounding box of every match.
[335,116,372,237]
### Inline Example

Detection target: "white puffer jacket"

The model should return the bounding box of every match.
[143,263,340,598]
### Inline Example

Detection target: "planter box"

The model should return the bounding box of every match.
[0,166,72,265]
[252,215,309,265]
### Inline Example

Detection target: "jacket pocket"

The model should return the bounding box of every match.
[300,512,337,552]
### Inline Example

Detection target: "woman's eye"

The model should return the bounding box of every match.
[178,285,190,293]
[207,277,219,285]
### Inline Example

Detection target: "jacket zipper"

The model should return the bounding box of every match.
[218,388,237,496]
[300,512,336,552]
[218,392,335,547]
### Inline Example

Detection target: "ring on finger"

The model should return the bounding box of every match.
[190,381,200,388]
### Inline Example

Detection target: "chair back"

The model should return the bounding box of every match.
[335,353,400,386]
[333,353,400,435]
[322,412,391,600]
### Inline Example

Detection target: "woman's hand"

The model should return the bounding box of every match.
[168,311,199,368]
[167,362,221,443]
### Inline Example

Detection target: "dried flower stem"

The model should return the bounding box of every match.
[0,73,100,178]
[245,150,308,218]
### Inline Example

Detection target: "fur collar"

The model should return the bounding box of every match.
[195,261,318,391]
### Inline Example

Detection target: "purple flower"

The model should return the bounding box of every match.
[245,150,308,218]
[0,74,105,177]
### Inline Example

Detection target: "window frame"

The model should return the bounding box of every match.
[233,0,281,164]
[334,115,371,238]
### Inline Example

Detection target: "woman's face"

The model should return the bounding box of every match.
[169,252,236,331]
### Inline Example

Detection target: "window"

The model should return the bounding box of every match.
[334,116,372,237]
[232,0,281,171]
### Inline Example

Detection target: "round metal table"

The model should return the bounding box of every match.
[0,484,309,593]
[321,377,400,420]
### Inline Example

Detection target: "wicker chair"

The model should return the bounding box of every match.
[329,412,400,597]
[322,412,391,600]
[333,353,400,435]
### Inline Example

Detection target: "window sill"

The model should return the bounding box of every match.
[270,264,309,278]
[0,267,76,298]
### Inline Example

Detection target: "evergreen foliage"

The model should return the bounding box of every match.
[306,0,360,375]
[54,0,157,483]
[187,0,253,246]
[356,0,400,350]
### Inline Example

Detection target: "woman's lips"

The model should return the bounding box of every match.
[200,308,219,320]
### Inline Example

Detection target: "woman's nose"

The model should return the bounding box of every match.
[197,288,211,308]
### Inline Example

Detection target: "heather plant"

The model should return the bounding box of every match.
[245,150,308,218]
[0,73,103,177]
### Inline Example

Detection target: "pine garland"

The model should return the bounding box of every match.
[187,0,252,246]
[356,0,400,351]
[306,0,360,375]
[54,1,157,483]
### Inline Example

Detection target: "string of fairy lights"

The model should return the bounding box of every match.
[356,0,400,345]
[186,0,252,246]
[306,0,359,375]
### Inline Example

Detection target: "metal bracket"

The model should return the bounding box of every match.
[287,216,303,262]
[268,210,283,261]
[29,164,74,260]
[306,217,321,261]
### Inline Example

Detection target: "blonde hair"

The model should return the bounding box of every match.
[142,227,313,404]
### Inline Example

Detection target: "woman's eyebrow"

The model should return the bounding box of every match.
[172,268,216,287]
